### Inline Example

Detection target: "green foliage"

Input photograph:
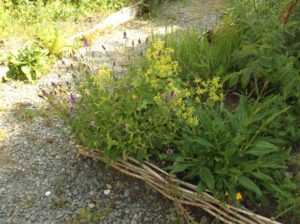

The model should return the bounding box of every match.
[223,0,300,100]
[36,27,68,58]
[165,18,240,81]
[0,0,135,39]
[166,96,297,209]
[55,40,223,162]
[49,0,300,221]
[4,44,48,82]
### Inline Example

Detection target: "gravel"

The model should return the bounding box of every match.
[0,1,222,223]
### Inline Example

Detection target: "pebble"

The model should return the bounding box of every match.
[130,220,137,224]
[88,203,96,208]
[200,215,208,224]
[124,189,130,197]
[104,189,111,195]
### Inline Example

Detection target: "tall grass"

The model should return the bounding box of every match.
[165,19,240,81]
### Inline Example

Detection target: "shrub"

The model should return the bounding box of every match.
[165,95,297,210]
[36,27,68,58]
[224,0,300,100]
[4,44,48,82]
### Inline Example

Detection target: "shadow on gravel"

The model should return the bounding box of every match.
[0,102,176,224]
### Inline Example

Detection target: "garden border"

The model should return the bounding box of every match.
[78,148,282,224]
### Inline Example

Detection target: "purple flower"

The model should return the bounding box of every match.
[123,31,127,39]
[165,148,174,155]
[69,106,76,114]
[41,89,49,97]
[69,93,78,105]
[82,37,89,46]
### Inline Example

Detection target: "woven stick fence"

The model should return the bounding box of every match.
[78,148,282,224]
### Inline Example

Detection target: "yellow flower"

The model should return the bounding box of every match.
[154,93,162,104]
[235,192,243,201]
[131,95,138,100]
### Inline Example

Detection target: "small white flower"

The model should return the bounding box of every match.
[45,191,51,196]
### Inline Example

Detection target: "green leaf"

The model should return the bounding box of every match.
[21,66,33,81]
[170,163,189,174]
[137,100,149,111]
[224,72,239,87]
[251,172,273,181]
[241,72,250,89]
[194,138,214,148]
[199,168,215,190]
[196,182,206,193]
[247,141,278,156]
[238,176,262,196]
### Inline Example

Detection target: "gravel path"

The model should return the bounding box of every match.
[0,1,223,223]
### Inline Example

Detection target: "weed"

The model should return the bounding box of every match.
[4,44,48,82]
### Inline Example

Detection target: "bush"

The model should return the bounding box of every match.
[224,0,300,100]
[166,95,296,208]
[4,44,48,82]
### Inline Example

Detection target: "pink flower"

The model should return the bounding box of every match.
[165,148,174,155]
[69,93,78,105]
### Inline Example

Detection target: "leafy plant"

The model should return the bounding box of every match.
[165,19,240,81]
[223,0,300,100]
[4,44,48,82]
[36,27,68,58]
[165,96,297,208]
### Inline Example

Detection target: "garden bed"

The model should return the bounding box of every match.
[47,0,300,223]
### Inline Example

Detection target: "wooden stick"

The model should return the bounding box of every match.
[77,148,282,224]
[280,0,299,25]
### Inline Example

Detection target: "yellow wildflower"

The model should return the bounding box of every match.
[154,93,162,104]
[235,192,243,201]
[132,95,138,100]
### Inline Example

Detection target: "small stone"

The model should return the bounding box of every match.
[124,189,130,197]
[88,203,96,208]
[200,215,208,224]
[104,189,110,195]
